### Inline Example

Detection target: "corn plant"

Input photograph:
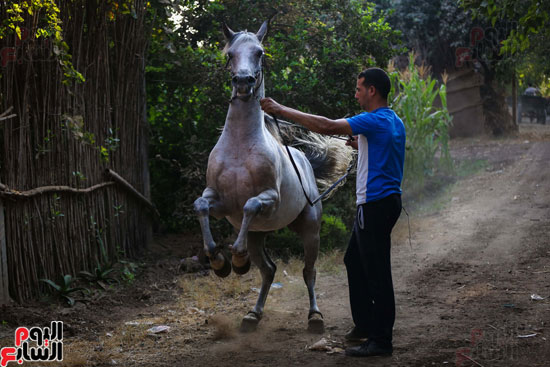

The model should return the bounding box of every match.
[389,53,453,190]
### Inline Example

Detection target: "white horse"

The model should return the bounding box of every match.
[194,21,352,333]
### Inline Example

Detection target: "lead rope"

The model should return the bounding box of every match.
[402,206,412,249]
[272,114,315,206]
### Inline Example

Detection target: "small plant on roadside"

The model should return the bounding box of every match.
[40,275,89,306]
[120,260,139,283]
[78,262,119,288]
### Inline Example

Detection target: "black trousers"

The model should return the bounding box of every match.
[344,193,402,347]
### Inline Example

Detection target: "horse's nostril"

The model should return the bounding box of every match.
[247,76,256,84]
[232,76,239,84]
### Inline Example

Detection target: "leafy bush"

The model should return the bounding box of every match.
[319,215,349,251]
[388,53,453,191]
[266,214,349,259]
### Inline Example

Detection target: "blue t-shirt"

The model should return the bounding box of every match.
[346,107,406,205]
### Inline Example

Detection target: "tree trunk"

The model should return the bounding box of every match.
[478,61,518,136]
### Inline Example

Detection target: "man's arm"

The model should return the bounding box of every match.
[260,97,353,136]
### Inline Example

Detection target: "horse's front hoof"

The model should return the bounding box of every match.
[232,254,251,275]
[212,252,232,278]
[307,311,325,334]
[240,311,261,333]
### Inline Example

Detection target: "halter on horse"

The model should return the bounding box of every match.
[194,21,352,333]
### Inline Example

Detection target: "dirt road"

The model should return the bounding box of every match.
[1,124,549,366]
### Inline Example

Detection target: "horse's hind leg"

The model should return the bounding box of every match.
[289,204,324,334]
[240,231,276,332]
[194,188,231,278]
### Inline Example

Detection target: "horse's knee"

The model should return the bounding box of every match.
[243,197,262,216]
[194,197,209,216]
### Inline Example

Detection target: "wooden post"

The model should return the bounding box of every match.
[0,197,11,305]
[512,72,518,126]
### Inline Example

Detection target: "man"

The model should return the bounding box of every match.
[260,67,405,357]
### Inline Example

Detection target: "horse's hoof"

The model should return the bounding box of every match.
[232,255,251,275]
[240,311,261,333]
[213,253,232,278]
[307,312,325,334]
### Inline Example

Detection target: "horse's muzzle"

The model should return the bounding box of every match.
[232,74,257,100]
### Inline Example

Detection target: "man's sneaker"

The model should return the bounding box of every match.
[344,327,369,342]
[345,340,393,357]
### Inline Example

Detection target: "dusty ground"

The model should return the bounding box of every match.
[1,124,549,367]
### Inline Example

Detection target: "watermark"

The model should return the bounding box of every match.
[455,323,521,366]
[1,27,55,67]
[0,321,63,366]
[455,22,518,68]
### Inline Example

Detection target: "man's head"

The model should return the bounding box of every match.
[355,67,391,112]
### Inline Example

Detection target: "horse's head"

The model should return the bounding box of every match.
[223,21,268,101]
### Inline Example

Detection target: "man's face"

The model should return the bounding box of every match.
[355,77,374,111]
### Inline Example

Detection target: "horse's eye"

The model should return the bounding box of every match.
[256,50,264,58]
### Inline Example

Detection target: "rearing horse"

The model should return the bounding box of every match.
[194,21,352,333]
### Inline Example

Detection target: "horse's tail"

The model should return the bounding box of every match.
[265,115,355,200]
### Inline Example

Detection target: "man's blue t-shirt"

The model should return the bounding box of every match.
[346,107,406,205]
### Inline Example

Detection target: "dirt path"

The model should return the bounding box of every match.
[1,124,549,367]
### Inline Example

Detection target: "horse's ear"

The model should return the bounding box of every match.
[223,23,235,41]
[256,21,268,43]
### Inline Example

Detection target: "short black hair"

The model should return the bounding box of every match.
[358,67,391,100]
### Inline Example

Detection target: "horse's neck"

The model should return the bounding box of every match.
[222,93,268,144]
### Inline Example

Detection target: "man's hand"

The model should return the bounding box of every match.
[346,136,358,149]
[260,97,283,115]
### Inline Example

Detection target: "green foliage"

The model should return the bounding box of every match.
[78,264,118,287]
[119,260,139,283]
[0,0,84,83]
[39,275,89,306]
[462,0,550,83]
[266,213,349,258]
[464,0,550,58]
[265,228,302,259]
[319,214,349,251]
[265,0,403,118]
[49,193,64,221]
[379,0,475,76]
[389,53,453,190]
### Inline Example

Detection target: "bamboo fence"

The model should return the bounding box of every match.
[0,1,152,302]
